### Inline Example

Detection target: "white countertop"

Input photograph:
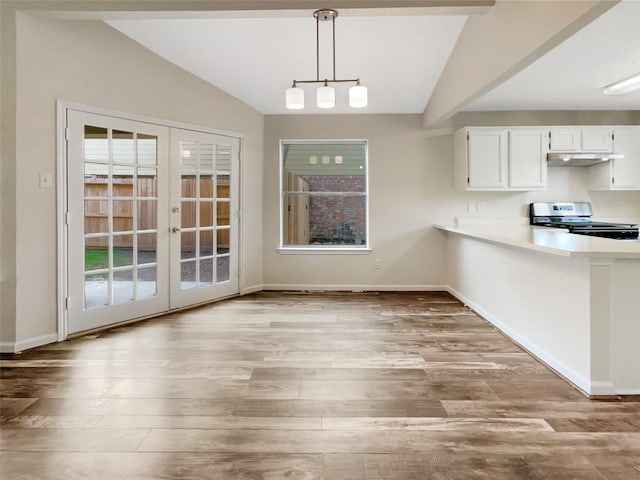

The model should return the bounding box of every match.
[435,224,640,259]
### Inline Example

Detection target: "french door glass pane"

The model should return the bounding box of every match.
[85,272,108,308]
[84,126,108,162]
[113,269,134,304]
[137,266,157,299]
[200,202,214,227]
[217,229,229,254]
[181,260,197,290]
[137,200,157,230]
[113,130,134,163]
[217,257,230,282]
[199,230,213,256]
[137,233,156,264]
[181,202,196,228]
[137,134,157,166]
[180,231,196,259]
[199,258,214,285]
[137,169,157,196]
[85,200,109,234]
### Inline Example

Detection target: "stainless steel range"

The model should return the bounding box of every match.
[529,202,639,240]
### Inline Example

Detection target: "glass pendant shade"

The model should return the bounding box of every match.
[316,85,335,108]
[286,87,304,109]
[349,84,368,108]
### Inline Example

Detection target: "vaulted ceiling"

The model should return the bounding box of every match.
[105,0,640,116]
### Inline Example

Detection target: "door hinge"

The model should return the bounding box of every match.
[65,127,69,141]
[612,177,615,185]
[65,212,70,225]
[64,297,70,310]
[466,132,469,141]
[238,265,241,276]
[467,177,470,184]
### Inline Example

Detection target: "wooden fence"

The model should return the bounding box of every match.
[84,176,229,250]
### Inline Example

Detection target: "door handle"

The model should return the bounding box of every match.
[171,227,181,233]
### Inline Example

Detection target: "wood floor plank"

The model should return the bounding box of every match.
[323,453,609,480]
[299,379,500,401]
[1,291,637,480]
[232,399,449,418]
[137,428,640,455]
[92,415,321,430]
[321,416,554,432]
[0,428,149,452]
[1,452,324,480]
[250,367,429,381]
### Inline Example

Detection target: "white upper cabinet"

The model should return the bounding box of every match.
[581,127,614,152]
[455,128,546,191]
[589,126,640,191]
[508,130,548,190]
[549,127,613,152]
[549,129,580,152]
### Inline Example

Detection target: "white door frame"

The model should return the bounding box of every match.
[56,101,245,341]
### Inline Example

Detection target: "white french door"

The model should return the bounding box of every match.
[169,128,240,309]
[66,110,239,334]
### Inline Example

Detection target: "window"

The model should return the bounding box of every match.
[280,140,368,250]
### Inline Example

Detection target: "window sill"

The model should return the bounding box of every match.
[277,247,372,255]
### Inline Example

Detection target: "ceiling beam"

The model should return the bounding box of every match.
[13,0,494,19]
[422,0,620,129]
[15,0,495,11]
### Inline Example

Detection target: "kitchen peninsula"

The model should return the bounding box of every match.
[436,223,640,396]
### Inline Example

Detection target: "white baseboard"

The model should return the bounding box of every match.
[446,286,593,395]
[0,333,59,353]
[612,388,640,395]
[262,284,447,292]
[242,284,264,295]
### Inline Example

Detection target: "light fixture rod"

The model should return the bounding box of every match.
[332,11,336,81]
[292,78,360,85]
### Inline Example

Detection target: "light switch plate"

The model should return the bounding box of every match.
[39,173,53,188]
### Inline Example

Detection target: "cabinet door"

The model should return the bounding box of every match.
[549,129,580,151]
[581,128,613,151]
[508,130,547,189]
[467,130,507,189]
[611,128,640,190]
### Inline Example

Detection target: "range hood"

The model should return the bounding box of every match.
[547,152,624,167]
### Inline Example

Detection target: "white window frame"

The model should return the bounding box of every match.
[278,139,370,254]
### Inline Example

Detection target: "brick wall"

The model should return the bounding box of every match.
[300,175,366,244]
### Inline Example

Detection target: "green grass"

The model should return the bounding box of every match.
[85,248,133,271]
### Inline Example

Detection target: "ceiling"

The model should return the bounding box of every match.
[463,0,640,112]
[106,0,640,115]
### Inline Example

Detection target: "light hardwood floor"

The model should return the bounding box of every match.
[1,291,639,479]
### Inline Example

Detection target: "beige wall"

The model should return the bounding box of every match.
[1,12,264,349]
[263,114,640,290]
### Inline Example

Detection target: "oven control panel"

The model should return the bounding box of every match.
[530,202,592,218]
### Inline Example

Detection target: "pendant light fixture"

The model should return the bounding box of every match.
[286,9,367,110]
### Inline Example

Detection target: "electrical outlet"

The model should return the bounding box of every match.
[375,259,381,270]
[477,202,486,213]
